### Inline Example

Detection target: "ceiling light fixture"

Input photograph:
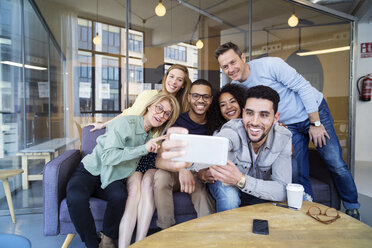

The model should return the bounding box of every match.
[93,0,101,45]
[296,46,350,56]
[1,61,47,70]
[288,13,299,27]
[195,0,203,49]
[155,0,166,17]
[141,19,147,63]
[196,39,204,49]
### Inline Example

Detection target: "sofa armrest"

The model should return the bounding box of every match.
[43,149,81,235]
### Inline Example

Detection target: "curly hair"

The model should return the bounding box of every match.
[206,83,247,135]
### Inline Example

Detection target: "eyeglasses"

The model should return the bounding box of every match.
[189,93,212,101]
[306,206,340,224]
[155,104,172,119]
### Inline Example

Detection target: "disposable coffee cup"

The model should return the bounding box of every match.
[286,183,304,209]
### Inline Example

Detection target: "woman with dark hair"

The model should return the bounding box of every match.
[206,83,247,135]
[204,83,299,200]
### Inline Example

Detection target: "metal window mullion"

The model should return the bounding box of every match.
[21,0,26,148]
[92,53,96,117]
[348,21,356,176]
[48,36,51,139]
[125,0,130,108]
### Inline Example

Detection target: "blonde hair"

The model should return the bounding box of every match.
[161,64,191,113]
[140,92,180,135]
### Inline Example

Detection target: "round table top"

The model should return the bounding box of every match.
[130,201,372,248]
[0,169,24,180]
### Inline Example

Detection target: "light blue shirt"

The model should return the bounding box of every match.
[234,57,324,124]
[217,119,292,202]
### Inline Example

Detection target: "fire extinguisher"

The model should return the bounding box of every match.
[357,74,372,101]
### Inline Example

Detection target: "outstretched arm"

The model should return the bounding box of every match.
[155,127,192,172]
[89,113,122,132]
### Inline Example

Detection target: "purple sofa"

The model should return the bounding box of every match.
[43,126,340,247]
[43,126,196,247]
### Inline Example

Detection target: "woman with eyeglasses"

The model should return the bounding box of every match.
[66,92,180,248]
[86,64,190,247]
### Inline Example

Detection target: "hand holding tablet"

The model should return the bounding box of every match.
[169,134,229,168]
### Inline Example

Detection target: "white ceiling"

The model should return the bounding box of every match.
[41,0,365,49]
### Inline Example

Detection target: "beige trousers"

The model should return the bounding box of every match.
[154,169,215,229]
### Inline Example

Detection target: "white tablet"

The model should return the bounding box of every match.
[169,133,229,167]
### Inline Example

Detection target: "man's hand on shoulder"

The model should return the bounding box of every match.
[179,169,195,194]
[309,125,330,148]
[209,160,242,186]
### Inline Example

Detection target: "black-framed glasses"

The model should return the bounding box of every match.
[306,206,340,224]
[189,93,212,101]
[155,104,172,119]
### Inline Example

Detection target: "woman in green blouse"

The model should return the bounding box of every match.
[66,92,180,248]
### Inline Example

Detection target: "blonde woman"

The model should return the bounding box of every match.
[89,64,191,132]
[66,93,180,248]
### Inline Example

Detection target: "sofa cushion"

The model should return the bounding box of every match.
[60,192,197,231]
[310,177,331,207]
[81,126,106,158]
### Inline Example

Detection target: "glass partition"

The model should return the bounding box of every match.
[0,0,66,213]
[0,0,354,214]
[24,0,50,145]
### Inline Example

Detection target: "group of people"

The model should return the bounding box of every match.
[66,42,360,248]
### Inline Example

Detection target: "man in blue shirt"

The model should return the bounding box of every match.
[154,79,216,229]
[214,42,360,219]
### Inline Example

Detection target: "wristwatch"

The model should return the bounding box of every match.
[237,174,246,189]
[310,121,321,127]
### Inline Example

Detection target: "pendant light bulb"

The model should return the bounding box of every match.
[93,32,101,45]
[155,1,166,17]
[288,13,299,27]
[196,39,204,49]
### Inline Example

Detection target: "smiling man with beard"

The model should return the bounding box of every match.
[208,85,293,212]
[154,79,216,229]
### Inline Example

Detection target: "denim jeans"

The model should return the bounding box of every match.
[208,181,267,212]
[287,99,359,210]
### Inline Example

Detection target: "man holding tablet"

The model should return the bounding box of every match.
[154,79,215,229]
[208,85,292,212]
[214,42,360,219]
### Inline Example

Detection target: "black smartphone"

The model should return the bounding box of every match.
[252,219,269,235]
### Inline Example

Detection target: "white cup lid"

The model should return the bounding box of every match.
[286,183,304,192]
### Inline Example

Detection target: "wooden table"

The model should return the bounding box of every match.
[16,138,78,189]
[0,169,24,223]
[130,201,372,248]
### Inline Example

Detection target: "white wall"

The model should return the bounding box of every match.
[355,22,372,162]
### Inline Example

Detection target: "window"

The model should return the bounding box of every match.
[129,33,143,53]
[165,45,187,62]
[77,19,92,50]
[96,23,120,54]
[129,64,143,84]
[77,18,144,114]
